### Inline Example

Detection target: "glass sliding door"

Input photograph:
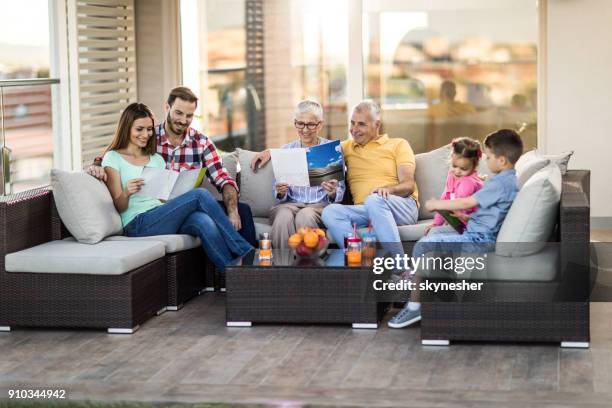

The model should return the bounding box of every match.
[180,0,538,153]
[181,0,250,152]
[363,0,538,153]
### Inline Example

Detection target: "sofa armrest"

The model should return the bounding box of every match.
[560,192,590,244]
[50,198,72,240]
[559,171,590,300]
[0,188,53,259]
[560,170,590,245]
[562,170,590,198]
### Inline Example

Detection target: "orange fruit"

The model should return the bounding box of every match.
[288,233,303,249]
[315,228,326,237]
[303,231,319,249]
[297,227,309,236]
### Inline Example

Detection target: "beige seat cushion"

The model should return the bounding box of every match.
[397,220,434,241]
[51,169,123,244]
[417,244,559,282]
[323,219,431,244]
[105,234,201,253]
[5,239,165,275]
[485,245,559,281]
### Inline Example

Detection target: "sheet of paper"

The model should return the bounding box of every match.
[136,167,179,200]
[169,168,207,200]
[270,148,309,186]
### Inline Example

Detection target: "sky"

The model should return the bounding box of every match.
[307,141,343,169]
[0,0,50,46]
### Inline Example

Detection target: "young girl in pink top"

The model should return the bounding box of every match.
[425,137,484,235]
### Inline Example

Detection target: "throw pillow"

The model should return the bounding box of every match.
[515,155,550,188]
[51,169,123,244]
[496,164,562,257]
[236,148,276,217]
[200,151,239,200]
[519,149,573,175]
[414,144,452,220]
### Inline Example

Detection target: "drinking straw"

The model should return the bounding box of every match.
[353,223,357,238]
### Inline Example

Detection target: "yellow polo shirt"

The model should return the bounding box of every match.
[341,134,418,205]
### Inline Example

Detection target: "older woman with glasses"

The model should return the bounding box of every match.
[253,99,345,249]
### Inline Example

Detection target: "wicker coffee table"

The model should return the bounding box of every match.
[225,249,387,328]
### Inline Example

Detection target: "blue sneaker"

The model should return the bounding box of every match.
[388,305,421,328]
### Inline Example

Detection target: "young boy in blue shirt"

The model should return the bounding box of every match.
[389,129,523,328]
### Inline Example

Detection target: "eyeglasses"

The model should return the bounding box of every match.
[294,120,321,130]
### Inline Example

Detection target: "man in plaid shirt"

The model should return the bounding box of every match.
[89,87,256,245]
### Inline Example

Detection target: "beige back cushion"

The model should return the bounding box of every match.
[496,164,562,257]
[515,153,550,188]
[519,149,573,175]
[199,151,239,200]
[51,169,123,244]
[414,144,452,219]
[236,148,276,217]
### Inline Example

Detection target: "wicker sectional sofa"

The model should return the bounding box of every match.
[417,170,591,347]
[0,188,210,333]
[0,144,590,346]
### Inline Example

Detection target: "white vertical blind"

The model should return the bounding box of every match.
[67,0,137,166]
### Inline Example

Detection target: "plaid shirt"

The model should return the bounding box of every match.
[156,123,238,193]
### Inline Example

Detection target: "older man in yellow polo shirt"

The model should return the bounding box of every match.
[321,100,419,250]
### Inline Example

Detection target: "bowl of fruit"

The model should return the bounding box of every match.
[288,227,329,258]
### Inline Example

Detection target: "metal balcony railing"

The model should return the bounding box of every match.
[0,78,60,195]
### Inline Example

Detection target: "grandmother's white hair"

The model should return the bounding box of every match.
[294,99,323,120]
[352,99,381,121]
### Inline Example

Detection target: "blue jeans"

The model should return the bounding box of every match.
[124,189,253,271]
[322,194,419,255]
[413,231,496,259]
[219,201,257,247]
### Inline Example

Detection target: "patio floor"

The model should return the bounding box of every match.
[1,294,612,407]
[1,230,611,407]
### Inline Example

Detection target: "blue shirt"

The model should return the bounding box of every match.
[467,169,518,235]
[274,138,346,205]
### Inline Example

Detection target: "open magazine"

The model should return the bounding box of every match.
[136,167,207,201]
[270,140,345,187]
[435,210,466,233]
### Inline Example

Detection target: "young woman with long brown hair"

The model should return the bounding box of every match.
[102,102,253,271]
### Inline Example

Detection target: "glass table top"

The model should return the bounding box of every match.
[230,249,379,269]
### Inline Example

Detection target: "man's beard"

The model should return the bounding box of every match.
[166,113,187,135]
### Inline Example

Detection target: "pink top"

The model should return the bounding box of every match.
[432,170,484,226]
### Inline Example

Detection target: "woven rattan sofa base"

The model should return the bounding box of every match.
[214,267,226,292]
[226,265,387,327]
[50,195,210,312]
[0,258,167,331]
[165,247,209,310]
[421,301,589,344]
